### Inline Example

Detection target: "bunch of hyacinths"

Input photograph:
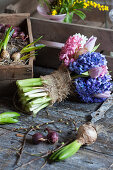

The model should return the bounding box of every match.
[17,33,112,116]
[16,65,71,116]
[60,33,112,103]
[16,33,89,116]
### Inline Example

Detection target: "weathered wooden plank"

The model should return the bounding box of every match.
[31,17,113,53]
[0,65,32,80]
[0,13,30,26]
[0,93,113,170]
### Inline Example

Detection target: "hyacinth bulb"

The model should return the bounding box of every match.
[32,132,45,144]
[46,128,58,144]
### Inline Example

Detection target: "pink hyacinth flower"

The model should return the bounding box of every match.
[59,33,88,66]
[89,65,108,78]
[84,36,97,52]
[94,91,111,98]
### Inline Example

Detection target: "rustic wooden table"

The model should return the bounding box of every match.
[0,67,113,170]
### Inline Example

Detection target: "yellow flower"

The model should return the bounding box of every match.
[58,0,61,6]
[104,6,109,11]
[52,10,57,15]
[89,1,94,6]
[97,4,101,8]
[83,2,88,8]
[93,2,97,8]
[72,1,76,7]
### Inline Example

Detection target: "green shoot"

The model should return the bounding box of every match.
[20,36,43,53]
[3,27,14,50]
[91,44,100,52]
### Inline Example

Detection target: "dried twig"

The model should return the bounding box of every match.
[14,120,56,165]
[14,152,50,170]
[40,160,47,170]
[15,127,32,165]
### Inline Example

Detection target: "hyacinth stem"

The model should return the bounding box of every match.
[72,71,89,79]
[49,140,81,161]
[16,78,51,116]
[16,78,43,87]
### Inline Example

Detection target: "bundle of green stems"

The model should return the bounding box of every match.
[16,78,51,116]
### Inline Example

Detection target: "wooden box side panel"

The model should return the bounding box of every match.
[31,18,113,53]
[0,65,32,80]
[0,13,30,26]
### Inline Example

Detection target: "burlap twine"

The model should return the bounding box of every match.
[40,65,72,104]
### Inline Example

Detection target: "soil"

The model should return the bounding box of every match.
[0,33,29,66]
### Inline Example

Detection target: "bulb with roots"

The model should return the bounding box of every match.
[49,123,97,161]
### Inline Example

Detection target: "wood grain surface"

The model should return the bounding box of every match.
[0,75,112,170]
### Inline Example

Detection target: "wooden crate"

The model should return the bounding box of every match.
[30,17,113,78]
[0,13,34,96]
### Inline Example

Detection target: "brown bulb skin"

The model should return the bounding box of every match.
[11,52,21,62]
[77,123,97,145]
[1,50,10,59]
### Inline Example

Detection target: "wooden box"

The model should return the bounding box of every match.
[0,13,34,96]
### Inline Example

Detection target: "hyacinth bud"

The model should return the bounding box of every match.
[94,91,111,98]
[32,132,46,144]
[84,36,97,52]
[46,128,58,144]
[88,65,108,78]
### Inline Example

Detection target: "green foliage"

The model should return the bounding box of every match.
[20,36,45,60]
[0,112,20,124]
[3,27,14,50]
[39,0,93,22]
[49,140,81,161]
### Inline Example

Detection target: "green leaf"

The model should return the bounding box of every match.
[21,44,45,54]
[49,140,81,161]
[21,36,43,52]
[0,40,4,52]
[73,10,86,20]
[3,27,13,50]
[20,52,38,60]
[64,12,73,23]
[0,112,20,124]
[91,44,100,52]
